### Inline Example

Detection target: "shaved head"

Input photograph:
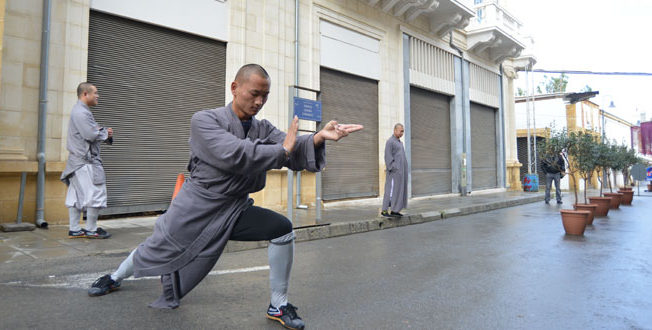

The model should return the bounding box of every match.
[77,82,95,98]
[234,64,270,84]
[393,123,404,139]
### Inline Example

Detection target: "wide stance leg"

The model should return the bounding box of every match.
[269,231,295,308]
[111,249,136,282]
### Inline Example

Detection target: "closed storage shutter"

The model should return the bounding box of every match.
[410,86,451,196]
[320,68,379,200]
[88,11,226,214]
[470,102,498,189]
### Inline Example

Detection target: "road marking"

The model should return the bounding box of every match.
[0,265,270,289]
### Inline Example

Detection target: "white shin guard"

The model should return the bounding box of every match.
[86,207,100,232]
[68,207,82,231]
[111,249,136,282]
[268,231,295,308]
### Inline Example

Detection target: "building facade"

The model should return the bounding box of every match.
[515,92,636,190]
[0,0,529,223]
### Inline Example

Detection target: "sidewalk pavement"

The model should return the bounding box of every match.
[1,189,556,263]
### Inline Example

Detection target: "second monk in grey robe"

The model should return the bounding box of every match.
[382,127,408,213]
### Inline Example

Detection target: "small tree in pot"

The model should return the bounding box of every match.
[620,147,640,187]
[566,131,599,203]
[538,129,589,235]
[565,131,600,224]
[600,141,624,208]
[594,140,613,196]
[588,139,613,216]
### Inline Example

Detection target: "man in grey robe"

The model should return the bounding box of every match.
[60,82,113,239]
[381,123,408,217]
[87,64,362,329]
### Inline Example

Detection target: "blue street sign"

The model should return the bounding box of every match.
[293,97,322,122]
[647,166,652,181]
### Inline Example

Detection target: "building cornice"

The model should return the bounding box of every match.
[361,0,475,37]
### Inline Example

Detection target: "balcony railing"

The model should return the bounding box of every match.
[467,1,523,39]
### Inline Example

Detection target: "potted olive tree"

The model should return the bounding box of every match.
[566,131,599,225]
[617,146,639,205]
[589,140,613,216]
[602,142,624,209]
[539,129,589,235]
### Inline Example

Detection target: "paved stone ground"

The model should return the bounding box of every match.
[0,189,650,329]
[0,190,543,262]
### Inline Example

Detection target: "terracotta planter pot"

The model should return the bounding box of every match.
[588,197,611,216]
[574,204,598,225]
[619,187,632,191]
[648,183,652,191]
[617,190,634,205]
[560,209,589,235]
[603,192,623,209]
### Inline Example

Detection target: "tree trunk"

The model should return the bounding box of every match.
[583,174,590,204]
[571,173,578,205]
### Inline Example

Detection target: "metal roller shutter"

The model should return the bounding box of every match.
[470,102,498,189]
[319,68,379,200]
[410,86,451,196]
[517,136,545,185]
[88,11,226,214]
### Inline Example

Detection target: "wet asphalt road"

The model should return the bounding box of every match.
[1,194,651,329]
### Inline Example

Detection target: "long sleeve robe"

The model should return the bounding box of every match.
[132,103,325,307]
[382,135,408,211]
[61,100,111,185]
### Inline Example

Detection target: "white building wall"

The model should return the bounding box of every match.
[319,20,380,80]
[90,0,229,41]
[515,98,567,130]
[604,118,632,147]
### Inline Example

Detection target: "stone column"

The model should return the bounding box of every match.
[502,62,522,191]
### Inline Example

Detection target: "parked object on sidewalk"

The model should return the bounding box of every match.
[617,190,634,205]
[0,172,36,232]
[588,197,611,217]
[522,174,539,192]
[574,204,598,225]
[603,192,623,209]
[560,209,589,235]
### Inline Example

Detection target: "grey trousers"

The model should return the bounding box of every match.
[545,173,561,202]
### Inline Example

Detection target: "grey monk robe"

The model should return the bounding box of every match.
[382,135,408,212]
[60,100,111,186]
[132,103,325,308]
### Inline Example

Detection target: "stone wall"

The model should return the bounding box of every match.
[0,0,89,223]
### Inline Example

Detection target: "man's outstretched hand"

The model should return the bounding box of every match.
[283,116,299,154]
[314,120,364,146]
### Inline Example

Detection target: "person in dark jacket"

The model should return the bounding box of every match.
[541,152,566,204]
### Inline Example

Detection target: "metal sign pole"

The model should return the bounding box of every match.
[288,85,322,223]
[287,86,294,222]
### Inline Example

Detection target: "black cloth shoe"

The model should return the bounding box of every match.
[266,303,305,329]
[68,229,86,238]
[381,210,393,218]
[390,211,403,217]
[85,227,111,239]
[545,201,550,204]
[88,274,121,297]
[557,200,563,204]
